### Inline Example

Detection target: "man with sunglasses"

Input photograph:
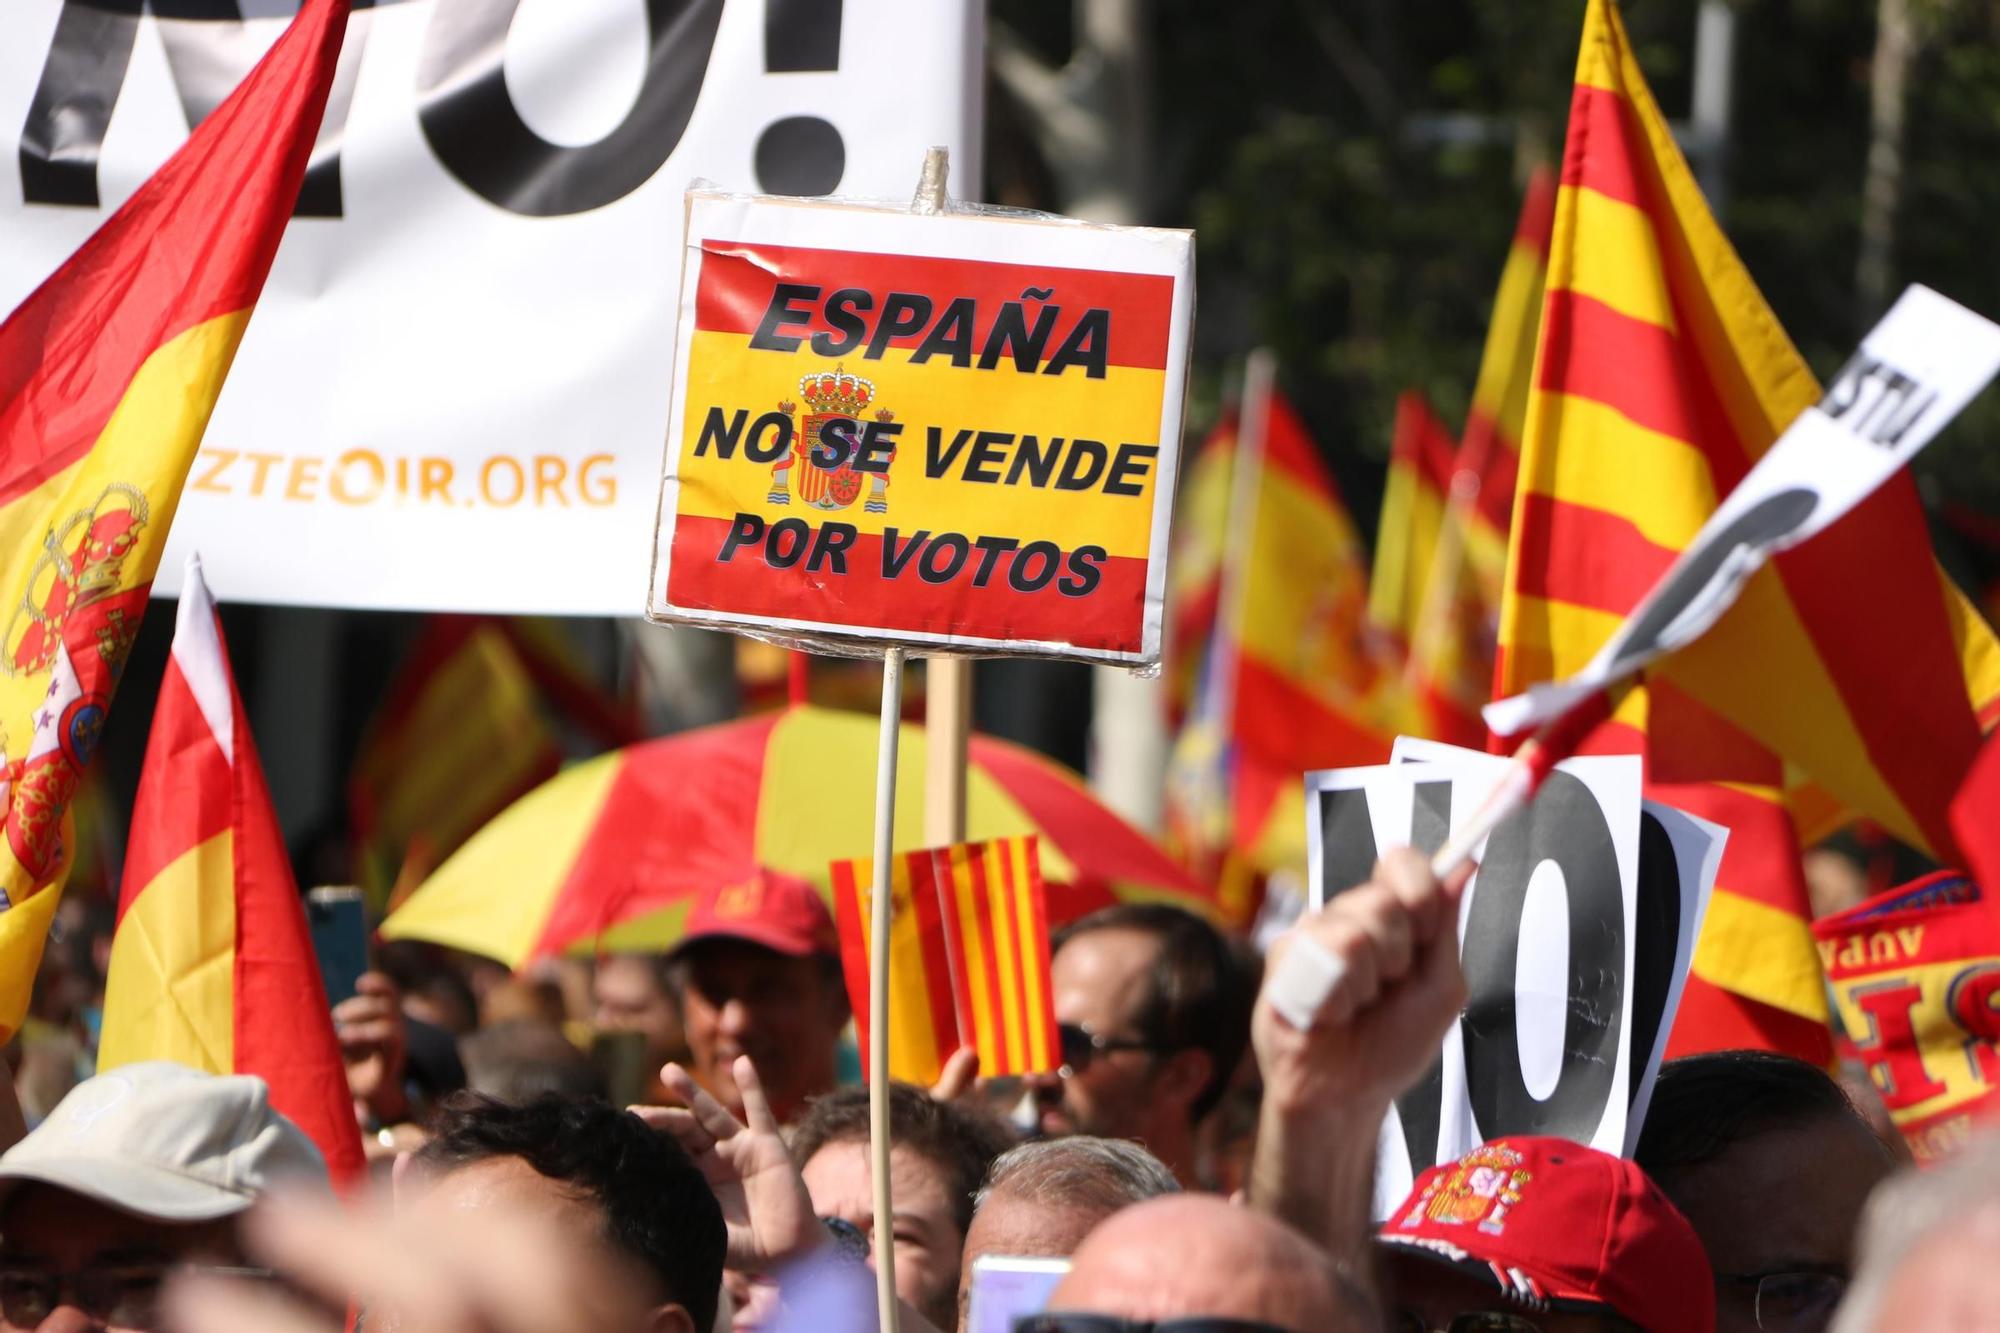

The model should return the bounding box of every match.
[0,1061,328,1332]
[1033,905,1253,1186]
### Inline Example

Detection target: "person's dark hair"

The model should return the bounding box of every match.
[790,1083,1016,1237]
[1051,903,1253,1121]
[415,1093,725,1328]
[1633,1049,1892,1191]
[459,1020,607,1103]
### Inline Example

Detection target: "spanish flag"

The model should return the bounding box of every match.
[100,557,364,1182]
[831,836,1058,1085]
[1166,385,1394,880]
[1498,0,2000,1059]
[0,0,348,1039]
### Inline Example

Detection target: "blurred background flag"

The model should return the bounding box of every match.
[98,557,364,1182]
[1165,367,1395,897]
[831,836,1059,1085]
[0,0,347,1040]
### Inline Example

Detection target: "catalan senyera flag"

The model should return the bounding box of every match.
[99,557,364,1182]
[1367,392,1458,670]
[831,836,1058,1085]
[1503,0,2000,1060]
[1169,389,1394,877]
[1457,165,1556,567]
[0,0,348,1040]
[1375,391,1484,749]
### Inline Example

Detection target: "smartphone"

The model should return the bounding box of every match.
[305,886,368,1007]
[966,1256,1069,1333]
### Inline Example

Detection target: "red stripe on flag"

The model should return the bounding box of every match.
[225,683,365,1184]
[1231,654,1392,776]
[1508,492,1678,615]
[666,518,1148,652]
[965,846,1014,1071]
[693,242,1173,372]
[1016,840,1060,1070]
[830,858,875,1072]
[0,0,350,508]
[1516,165,1559,257]
[913,851,962,1067]
[116,662,231,923]
[1666,973,1832,1065]
[1559,84,1646,210]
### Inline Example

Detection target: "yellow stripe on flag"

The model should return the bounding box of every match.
[1692,885,1829,1024]
[949,848,1003,1064]
[1535,396,1716,551]
[98,831,237,1074]
[1551,188,1677,332]
[983,843,1029,1070]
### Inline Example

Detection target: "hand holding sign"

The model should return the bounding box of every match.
[1248,849,1469,1270]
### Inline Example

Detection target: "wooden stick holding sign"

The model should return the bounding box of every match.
[916,148,975,850]
[868,645,905,1333]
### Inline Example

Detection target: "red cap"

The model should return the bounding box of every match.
[1379,1137,1714,1333]
[673,868,838,959]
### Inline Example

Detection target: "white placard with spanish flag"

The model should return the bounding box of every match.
[648,189,1195,666]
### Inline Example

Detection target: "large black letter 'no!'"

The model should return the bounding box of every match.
[417,0,724,217]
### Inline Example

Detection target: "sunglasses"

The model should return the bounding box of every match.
[1014,1316,1290,1333]
[0,1263,273,1329]
[1056,1023,1160,1077]
[1718,1269,1846,1332]
[1391,1313,1547,1333]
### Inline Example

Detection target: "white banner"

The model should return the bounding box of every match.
[0,0,982,613]
[1487,284,2000,736]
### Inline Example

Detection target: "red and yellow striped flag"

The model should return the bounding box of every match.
[1498,0,2000,1059]
[1373,391,1481,747]
[99,558,364,1182]
[0,0,348,1040]
[1165,388,1394,879]
[831,836,1058,1085]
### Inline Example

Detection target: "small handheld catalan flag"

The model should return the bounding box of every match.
[831,836,1060,1085]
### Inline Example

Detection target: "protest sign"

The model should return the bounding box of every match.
[647,189,1195,666]
[1390,738,1722,1140]
[1487,284,2000,738]
[0,0,981,614]
[1307,745,1719,1215]
[1816,872,2000,1163]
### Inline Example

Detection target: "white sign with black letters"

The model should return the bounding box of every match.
[0,0,981,613]
[1307,744,1719,1216]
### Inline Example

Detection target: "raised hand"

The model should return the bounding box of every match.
[633,1055,824,1273]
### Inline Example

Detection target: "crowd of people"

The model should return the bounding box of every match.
[0,849,1977,1331]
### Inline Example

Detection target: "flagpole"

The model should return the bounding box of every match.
[915,148,973,850]
[869,644,906,1333]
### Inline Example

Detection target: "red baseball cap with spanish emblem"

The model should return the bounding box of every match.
[672,867,838,959]
[1378,1136,1714,1332]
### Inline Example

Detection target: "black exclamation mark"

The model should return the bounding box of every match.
[755,0,846,195]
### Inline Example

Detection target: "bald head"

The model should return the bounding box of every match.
[1047,1196,1359,1331]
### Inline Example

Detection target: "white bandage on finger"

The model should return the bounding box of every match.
[1267,933,1349,1031]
